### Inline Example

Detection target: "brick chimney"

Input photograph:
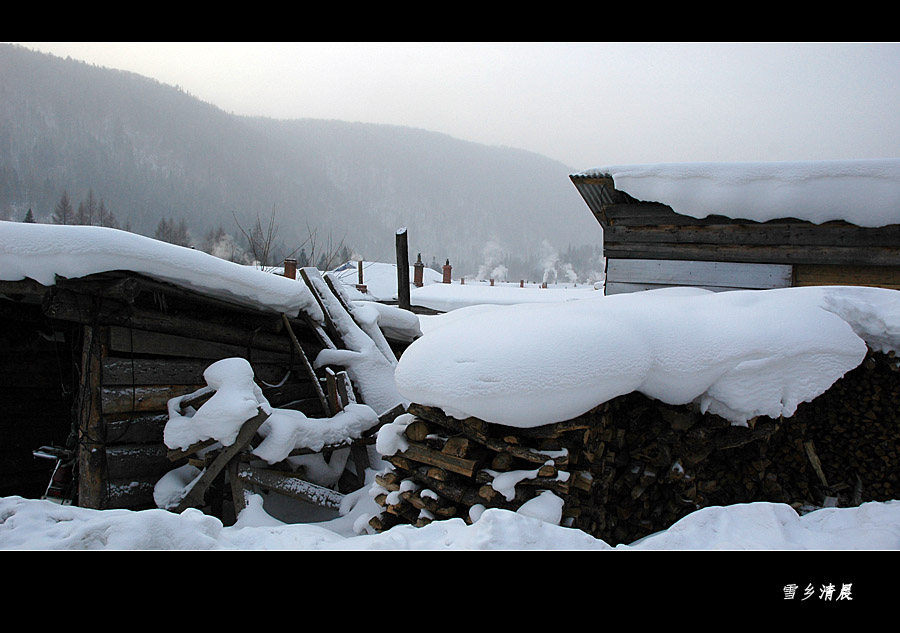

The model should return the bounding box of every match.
[414,253,425,288]
[283,258,297,280]
[442,259,452,284]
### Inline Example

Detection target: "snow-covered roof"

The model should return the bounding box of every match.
[395,285,900,428]
[0,221,323,320]
[330,260,443,302]
[572,159,900,227]
[409,280,600,313]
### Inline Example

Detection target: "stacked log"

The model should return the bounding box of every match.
[371,348,900,545]
[369,403,585,531]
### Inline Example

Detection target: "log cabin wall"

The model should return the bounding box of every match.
[569,175,900,293]
[1,272,328,510]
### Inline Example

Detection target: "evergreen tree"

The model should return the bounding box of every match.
[23,208,35,223]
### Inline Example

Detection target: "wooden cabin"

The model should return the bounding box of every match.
[0,269,335,510]
[569,170,900,295]
[0,239,410,519]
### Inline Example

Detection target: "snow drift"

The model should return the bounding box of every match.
[394,286,900,428]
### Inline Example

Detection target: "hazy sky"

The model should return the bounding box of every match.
[14,41,900,169]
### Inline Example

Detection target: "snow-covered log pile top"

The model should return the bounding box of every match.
[394,286,900,428]
[0,221,323,320]
[574,158,900,227]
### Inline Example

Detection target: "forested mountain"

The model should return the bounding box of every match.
[0,44,603,278]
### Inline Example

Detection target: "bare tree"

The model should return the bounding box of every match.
[74,189,98,225]
[234,206,349,273]
[234,206,280,271]
[52,191,74,225]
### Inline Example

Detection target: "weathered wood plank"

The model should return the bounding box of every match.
[606,258,793,290]
[602,242,900,267]
[101,384,206,414]
[104,412,169,444]
[793,264,900,290]
[604,222,900,247]
[605,282,757,295]
[106,443,173,479]
[102,358,209,386]
[108,326,292,362]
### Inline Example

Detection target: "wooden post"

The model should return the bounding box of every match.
[77,324,108,509]
[356,260,367,294]
[396,228,411,311]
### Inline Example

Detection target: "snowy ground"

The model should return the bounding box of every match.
[2,491,899,552]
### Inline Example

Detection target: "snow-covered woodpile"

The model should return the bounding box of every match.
[372,348,899,545]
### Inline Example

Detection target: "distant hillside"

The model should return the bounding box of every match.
[0,44,603,277]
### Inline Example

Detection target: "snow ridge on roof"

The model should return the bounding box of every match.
[574,159,900,227]
[0,221,323,320]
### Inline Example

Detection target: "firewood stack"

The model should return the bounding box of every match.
[370,348,900,545]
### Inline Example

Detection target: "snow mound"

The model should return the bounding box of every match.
[394,286,900,427]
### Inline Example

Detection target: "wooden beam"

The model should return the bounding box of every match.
[174,407,269,513]
[281,313,330,416]
[235,465,345,510]
[77,325,108,509]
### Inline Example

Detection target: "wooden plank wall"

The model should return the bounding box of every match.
[605,258,793,295]
[591,198,900,293]
[98,321,323,510]
[601,202,900,267]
